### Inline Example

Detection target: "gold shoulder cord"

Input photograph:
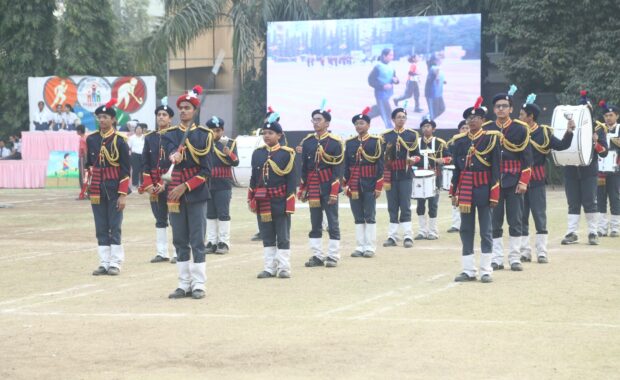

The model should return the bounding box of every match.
[501,123,530,152]
[317,137,345,165]
[100,134,120,167]
[472,133,497,167]
[268,149,296,176]
[360,137,382,163]
[214,139,237,164]
[531,125,551,154]
[396,130,419,151]
[185,127,213,164]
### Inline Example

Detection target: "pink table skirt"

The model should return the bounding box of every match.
[22,131,80,160]
[0,160,48,188]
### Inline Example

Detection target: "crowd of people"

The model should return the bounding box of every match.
[75,82,619,300]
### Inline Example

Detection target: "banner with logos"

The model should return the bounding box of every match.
[28,75,156,132]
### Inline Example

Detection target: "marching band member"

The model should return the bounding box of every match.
[518,94,574,263]
[450,97,501,283]
[87,98,131,276]
[414,117,451,240]
[447,120,469,233]
[484,85,533,272]
[249,113,296,278]
[141,97,177,264]
[299,100,345,268]
[344,107,384,258]
[561,91,608,245]
[251,107,288,242]
[206,116,239,254]
[163,85,213,300]
[381,104,421,247]
[596,101,620,237]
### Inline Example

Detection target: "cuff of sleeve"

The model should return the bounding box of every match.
[248,187,254,201]
[142,173,153,189]
[375,177,384,192]
[518,167,531,186]
[410,156,421,165]
[185,175,206,192]
[330,180,340,197]
[286,194,295,213]
[443,157,452,165]
[118,176,130,195]
[594,142,606,154]
[228,151,238,161]
[490,182,500,203]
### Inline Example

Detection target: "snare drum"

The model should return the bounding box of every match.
[441,165,455,191]
[232,135,263,187]
[550,105,593,166]
[411,169,436,199]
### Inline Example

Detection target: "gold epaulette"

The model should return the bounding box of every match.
[300,132,315,144]
[327,132,342,141]
[513,119,529,127]
[481,120,493,128]
[346,135,358,142]
[447,132,467,145]
[143,130,154,136]
[281,145,295,154]
[540,124,553,132]
[595,120,607,132]
[436,137,448,146]
[115,132,128,141]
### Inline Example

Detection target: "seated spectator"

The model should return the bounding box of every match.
[0,140,11,159]
[52,104,64,131]
[63,104,79,130]
[7,134,22,160]
[33,101,51,131]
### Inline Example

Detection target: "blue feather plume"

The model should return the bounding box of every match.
[525,93,536,105]
[161,96,168,107]
[508,84,518,96]
[402,100,409,110]
[319,98,327,112]
[211,116,220,126]
[267,112,280,124]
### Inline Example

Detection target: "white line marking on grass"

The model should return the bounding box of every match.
[0,284,97,306]
[352,282,459,320]
[0,253,262,311]
[1,310,618,330]
[1,290,105,312]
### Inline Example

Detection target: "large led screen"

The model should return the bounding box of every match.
[267,14,481,136]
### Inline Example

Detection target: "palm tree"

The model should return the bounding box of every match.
[143,0,312,80]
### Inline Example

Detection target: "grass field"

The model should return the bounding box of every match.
[0,187,619,379]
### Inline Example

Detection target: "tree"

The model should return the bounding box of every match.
[0,0,57,138]
[56,0,118,76]
[488,0,620,106]
[144,0,313,134]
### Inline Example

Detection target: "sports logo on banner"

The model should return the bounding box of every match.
[76,77,112,112]
[44,77,78,111]
[112,76,147,113]
[29,75,157,132]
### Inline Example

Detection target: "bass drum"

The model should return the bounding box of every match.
[550,105,593,166]
[232,135,264,187]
